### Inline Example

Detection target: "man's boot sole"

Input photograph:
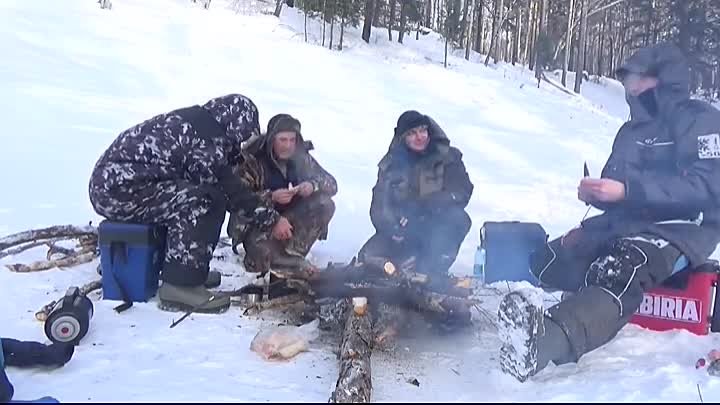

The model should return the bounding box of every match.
[498,290,544,383]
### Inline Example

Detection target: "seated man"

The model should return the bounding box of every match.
[358,110,474,281]
[497,42,720,382]
[89,94,276,314]
[227,114,337,279]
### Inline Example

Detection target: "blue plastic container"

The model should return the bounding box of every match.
[98,220,166,302]
[476,221,548,286]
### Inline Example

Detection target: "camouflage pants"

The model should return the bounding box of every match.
[89,180,226,287]
[233,193,335,274]
[358,207,471,276]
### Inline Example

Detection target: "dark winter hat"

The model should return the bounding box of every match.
[267,114,301,138]
[395,110,430,137]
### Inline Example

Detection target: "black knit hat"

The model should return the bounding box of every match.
[395,110,430,137]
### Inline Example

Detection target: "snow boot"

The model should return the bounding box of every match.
[158,283,230,314]
[204,270,221,289]
[497,290,573,382]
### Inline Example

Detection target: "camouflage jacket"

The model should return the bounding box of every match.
[369,116,474,237]
[88,94,281,229]
[227,130,338,242]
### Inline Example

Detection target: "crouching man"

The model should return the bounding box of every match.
[497,42,720,383]
[358,110,474,282]
[89,94,277,314]
[227,114,337,280]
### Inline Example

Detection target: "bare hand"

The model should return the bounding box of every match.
[272,216,293,240]
[272,188,297,205]
[297,181,314,198]
[578,178,626,202]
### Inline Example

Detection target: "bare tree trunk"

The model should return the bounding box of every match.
[322,0,327,46]
[339,5,346,50]
[573,0,587,93]
[528,0,537,71]
[388,0,396,41]
[329,16,335,49]
[484,0,503,65]
[425,0,433,28]
[474,0,484,52]
[512,6,521,65]
[561,0,574,86]
[274,0,284,17]
[304,0,309,42]
[534,0,547,81]
[465,0,475,59]
[523,0,532,65]
[399,0,407,43]
[444,23,449,68]
[361,0,375,43]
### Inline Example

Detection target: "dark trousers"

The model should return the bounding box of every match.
[530,226,683,362]
[358,207,472,275]
[90,180,227,287]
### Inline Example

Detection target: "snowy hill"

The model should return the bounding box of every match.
[2,0,720,402]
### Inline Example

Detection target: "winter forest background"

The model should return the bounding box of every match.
[237,0,719,99]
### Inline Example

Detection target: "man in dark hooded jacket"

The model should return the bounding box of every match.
[498,42,720,382]
[89,94,277,314]
[357,110,474,281]
[226,114,337,279]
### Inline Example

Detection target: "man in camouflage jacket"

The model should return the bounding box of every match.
[89,94,276,313]
[358,110,474,280]
[227,114,337,280]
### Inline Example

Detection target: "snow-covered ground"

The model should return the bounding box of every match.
[2,0,720,401]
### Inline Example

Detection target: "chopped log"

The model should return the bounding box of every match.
[330,297,373,403]
[0,237,65,259]
[35,280,102,321]
[7,251,97,273]
[0,224,97,251]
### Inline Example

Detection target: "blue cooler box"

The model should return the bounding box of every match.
[98,220,166,302]
[475,221,548,286]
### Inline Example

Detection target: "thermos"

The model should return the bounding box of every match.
[44,287,94,345]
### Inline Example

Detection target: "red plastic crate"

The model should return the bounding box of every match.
[629,262,720,336]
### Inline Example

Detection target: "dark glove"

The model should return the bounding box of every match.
[2,339,74,368]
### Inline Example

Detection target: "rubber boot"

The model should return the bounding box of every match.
[497,289,573,382]
[204,270,222,289]
[158,283,230,314]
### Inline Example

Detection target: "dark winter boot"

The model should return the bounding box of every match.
[204,270,221,289]
[158,283,230,313]
[497,289,574,382]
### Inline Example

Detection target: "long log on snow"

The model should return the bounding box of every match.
[330,297,374,403]
[0,224,97,252]
[7,251,97,273]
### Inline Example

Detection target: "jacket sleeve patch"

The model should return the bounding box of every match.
[698,133,720,159]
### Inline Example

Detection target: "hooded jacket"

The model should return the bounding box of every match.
[89,94,270,219]
[583,42,720,267]
[369,113,474,237]
[240,114,338,213]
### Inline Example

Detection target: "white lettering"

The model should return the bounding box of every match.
[634,293,702,324]
[682,300,700,322]
[660,297,675,318]
[640,295,653,314]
